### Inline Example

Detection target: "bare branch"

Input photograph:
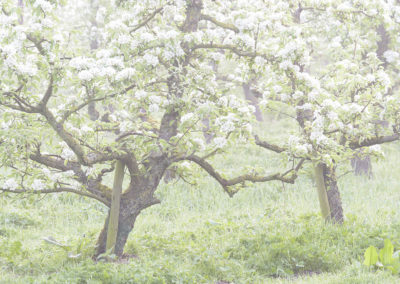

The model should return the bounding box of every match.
[182,154,302,197]
[192,43,272,59]
[130,7,164,34]
[0,186,110,206]
[254,135,287,153]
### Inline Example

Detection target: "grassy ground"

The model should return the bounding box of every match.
[1,120,400,283]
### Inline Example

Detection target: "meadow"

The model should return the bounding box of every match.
[1,119,400,284]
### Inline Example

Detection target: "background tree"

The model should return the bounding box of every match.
[203,0,400,223]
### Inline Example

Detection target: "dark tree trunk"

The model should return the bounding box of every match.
[202,118,213,144]
[95,196,155,257]
[351,154,372,178]
[322,164,344,224]
[88,101,100,121]
[242,83,263,122]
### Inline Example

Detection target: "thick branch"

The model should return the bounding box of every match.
[350,134,400,149]
[38,76,54,108]
[200,14,239,33]
[254,135,287,153]
[183,155,302,197]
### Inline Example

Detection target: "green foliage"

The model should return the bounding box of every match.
[363,239,400,274]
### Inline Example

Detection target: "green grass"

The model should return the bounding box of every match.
[1,121,400,283]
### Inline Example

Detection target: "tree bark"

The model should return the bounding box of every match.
[242,83,263,122]
[95,194,156,257]
[313,163,344,224]
[322,163,344,223]
[351,154,372,178]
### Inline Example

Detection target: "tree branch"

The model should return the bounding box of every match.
[349,134,400,149]
[200,14,239,33]
[182,154,303,197]
[254,135,287,153]
[130,7,164,34]
[0,186,110,207]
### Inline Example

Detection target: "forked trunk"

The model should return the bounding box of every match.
[95,196,156,257]
[95,206,142,257]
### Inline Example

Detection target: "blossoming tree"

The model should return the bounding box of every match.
[0,0,302,257]
[222,0,400,223]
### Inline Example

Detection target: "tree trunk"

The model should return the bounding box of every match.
[313,163,344,224]
[242,83,263,122]
[322,164,344,223]
[351,154,372,178]
[95,205,142,257]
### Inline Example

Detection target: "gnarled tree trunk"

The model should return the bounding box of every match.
[95,189,159,257]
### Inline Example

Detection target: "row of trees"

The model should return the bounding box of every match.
[1,0,400,257]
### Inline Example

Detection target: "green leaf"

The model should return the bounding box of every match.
[364,246,378,266]
[379,239,394,266]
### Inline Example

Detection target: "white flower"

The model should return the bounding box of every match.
[117,34,131,44]
[150,95,162,104]
[192,138,205,150]
[81,125,93,133]
[181,113,194,123]
[383,50,399,63]
[180,161,191,169]
[4,178,18,190]
[365,74,375,83]
[69,57,93,70]
[33,0,53,13]
[279,60,293,70]
[143,54,159,67]
[140,32,154,42]
[61,148,75,160]
[32,179,45,191]
[254,56,265,67]
[213,137,227,148]
[116,68,135,81]
[149,104,159,113]
[337,2,352,12]
[135,90,147,99]
[78,70,94,81]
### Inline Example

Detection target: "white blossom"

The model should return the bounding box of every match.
[61,148,75,160]
[181,113,194,123]
[213,137,227,148]
[383,50,399,63]
[4,178,18,191]
[32,179,45,191]
[143,54,159,67]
